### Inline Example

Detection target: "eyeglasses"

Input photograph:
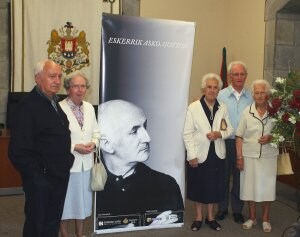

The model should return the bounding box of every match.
[254,91,267,96]
[71,85,87,89]
[231,73,247,78]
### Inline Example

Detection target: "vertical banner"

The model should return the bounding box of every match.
[11,0,101,104]
[94,14,195,234]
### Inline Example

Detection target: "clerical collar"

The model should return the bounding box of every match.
[110,168,136,182]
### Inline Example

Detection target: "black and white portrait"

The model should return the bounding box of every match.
[96,100,184,228]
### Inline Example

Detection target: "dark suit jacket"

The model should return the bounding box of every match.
[8,87,74,178]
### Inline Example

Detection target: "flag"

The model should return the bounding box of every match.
[11,0,102,104]
[220,47,228,88]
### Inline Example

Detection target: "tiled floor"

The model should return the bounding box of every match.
[0,181,299,237]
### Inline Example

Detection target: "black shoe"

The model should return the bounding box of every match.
[205,218,221,231]
[233,213,245,224]
[191,220,202,231]
[215,210,228,220]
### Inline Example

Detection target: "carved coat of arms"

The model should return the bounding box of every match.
[47,22,90,74]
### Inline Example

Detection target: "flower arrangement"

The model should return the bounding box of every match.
[268,72,300,149]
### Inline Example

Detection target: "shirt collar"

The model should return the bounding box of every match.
[249,103,269,121]
[35,86,59,102]
[227,85,251,100]
[66,97,83,109]
[229,85,245,95]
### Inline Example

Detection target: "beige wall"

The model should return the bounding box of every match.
[140,0,265,102]
[226,0,265,87]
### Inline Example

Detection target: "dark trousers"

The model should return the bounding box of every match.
[22,173,69,237]
[217,139,244,214]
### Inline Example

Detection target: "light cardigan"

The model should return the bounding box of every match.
[59,99,100,172]
[183,100,233,163]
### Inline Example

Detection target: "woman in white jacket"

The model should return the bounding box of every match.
[236,80,278,233]
[183,73,233,232]
[59,71,100,237]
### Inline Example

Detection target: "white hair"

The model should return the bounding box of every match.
[228,61,247,74]
[63,70,90,90]
[250,79,272,95]
[34,59,57,76]
[201,73,223,90]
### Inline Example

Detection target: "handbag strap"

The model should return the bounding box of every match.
[94,147,100,164]
[282,142,287,154]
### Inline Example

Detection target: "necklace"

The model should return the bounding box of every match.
[209,109,214,120]
[204,98,214,120]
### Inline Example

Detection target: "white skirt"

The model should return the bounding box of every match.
[240,156,277,202]
[61,169,93,220]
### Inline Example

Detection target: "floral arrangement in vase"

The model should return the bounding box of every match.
[268,72,300,153]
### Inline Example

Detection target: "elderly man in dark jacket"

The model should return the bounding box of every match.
[9,59,74,237]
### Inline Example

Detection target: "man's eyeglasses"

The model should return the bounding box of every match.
[231,73,247,78]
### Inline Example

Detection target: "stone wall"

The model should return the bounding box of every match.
[275,14,300,75]
[0,0,9,128]
[264,0,300,83]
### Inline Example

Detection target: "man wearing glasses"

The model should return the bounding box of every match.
[215,61,253,224]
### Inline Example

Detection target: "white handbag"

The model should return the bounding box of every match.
[91,149,107,191]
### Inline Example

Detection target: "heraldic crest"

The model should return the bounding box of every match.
[47,22,90,74]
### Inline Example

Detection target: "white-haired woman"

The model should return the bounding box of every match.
[183,73,233,232]
[59,71,100,237]
[236,79,279,233]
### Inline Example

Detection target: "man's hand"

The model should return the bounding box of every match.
[188,158,198,168]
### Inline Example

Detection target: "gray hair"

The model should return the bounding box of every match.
[228,61,247,74]
[201,73,223,90]
[63,70,90,90]
[250,79,272,95]
[34,59,56,76]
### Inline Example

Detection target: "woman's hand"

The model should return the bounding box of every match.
[189,158,199,168]
[236,158,244,171]
[85,142,96,151]
[206,131,221,141]
[74,142,96,154]
[258,135,272,145]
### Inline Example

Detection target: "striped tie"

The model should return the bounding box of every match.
[51,99,58,112]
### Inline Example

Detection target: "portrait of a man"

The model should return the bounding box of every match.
[96,99,184,229]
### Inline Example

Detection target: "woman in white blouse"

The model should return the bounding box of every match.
[236,79,278,233]
[59,71,100,237]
